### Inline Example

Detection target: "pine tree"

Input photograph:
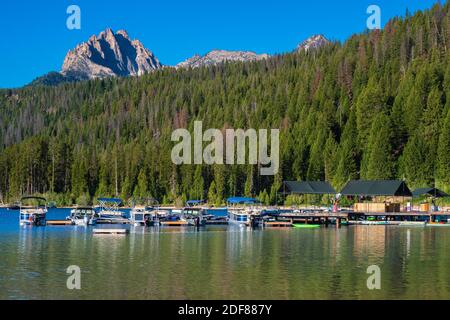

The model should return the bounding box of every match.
[323,133,338,182]
[207,180,217,205]
[334,112,359,188]
[192,166,204,200]
[364,113,394,179]
[355,78,386,147]
[134,168,148,199]
[400,133,430,187]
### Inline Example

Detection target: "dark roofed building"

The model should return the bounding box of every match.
[282,181,336,195]
[412,187,449,198]
[340,180,412,197]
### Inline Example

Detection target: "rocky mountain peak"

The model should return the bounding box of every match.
[296,34,330,52]
[61,28,162,80]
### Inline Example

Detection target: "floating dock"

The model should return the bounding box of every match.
[93,228,129,235]
[263,221,293,228]
[46,220,73,226]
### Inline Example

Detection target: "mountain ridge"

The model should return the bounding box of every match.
[29,31,330,86]
[175,50,270,69]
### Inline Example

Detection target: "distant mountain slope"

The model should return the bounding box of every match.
[176,50,269,69]
[29,72,75,87]
[175,35,330,69]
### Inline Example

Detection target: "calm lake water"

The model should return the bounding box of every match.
[1,208,449,300]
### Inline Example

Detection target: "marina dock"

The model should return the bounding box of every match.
[263,221,293,227]
[46,220,73,226]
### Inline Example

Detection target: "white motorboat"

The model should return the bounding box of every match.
[68,206,98,226]
[19,196,47,226]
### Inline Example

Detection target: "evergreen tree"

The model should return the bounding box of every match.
[364,113,394,179]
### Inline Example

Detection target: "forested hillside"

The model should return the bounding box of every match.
[0,2,449,205]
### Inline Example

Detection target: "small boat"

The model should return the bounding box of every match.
[159,214,189,226]
[181,207,206,226]
[203,214,229,225]
[129,205,156,226]
[228,209,251,226]
[227,197,260,227]
[154,209,170,221]
[293,224,320,228]
[96,198,127,223]
[19,196,47,226]
[67,206,97,226]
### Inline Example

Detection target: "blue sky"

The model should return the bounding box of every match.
[0,0,439,88]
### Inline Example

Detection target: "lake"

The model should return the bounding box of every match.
[0,208,449,299]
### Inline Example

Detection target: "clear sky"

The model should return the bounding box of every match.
[0,0,439,88]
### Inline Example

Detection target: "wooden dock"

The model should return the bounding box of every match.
[351,211,450,217]
[263,221,293,228]
[46,220,73,226]
[93,228,129,235]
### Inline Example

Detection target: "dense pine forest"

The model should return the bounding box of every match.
[0,3,449,205]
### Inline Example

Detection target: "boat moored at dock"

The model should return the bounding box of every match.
[181,206,206,226]
[19,196,47,226]
[226,197,261,227]
[67,206,98,226]
[96,198,128,224]
[159,214,189,226]
[130,205,156,226]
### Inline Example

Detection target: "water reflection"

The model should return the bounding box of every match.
[1,209,450,299]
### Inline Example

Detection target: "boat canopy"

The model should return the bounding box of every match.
[21,196,47,202]
[97,198,122,204]
[281,181,336,195]
[186,200,205,207]
[227,197,258,204]
[412,187,449,198]
[340,180,412,197]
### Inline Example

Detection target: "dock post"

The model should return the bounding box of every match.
[336,218,340,228]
